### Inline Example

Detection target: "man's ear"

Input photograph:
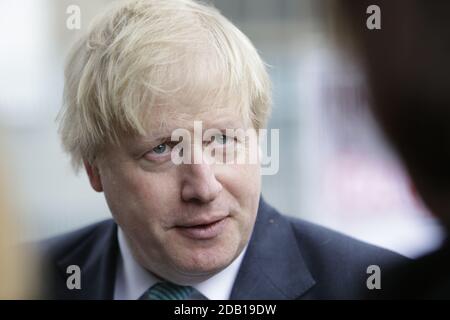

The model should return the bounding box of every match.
[84,160,103,192]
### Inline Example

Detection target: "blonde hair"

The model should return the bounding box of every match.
[57,0,272,171]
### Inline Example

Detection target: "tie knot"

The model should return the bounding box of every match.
[145,282,195,300]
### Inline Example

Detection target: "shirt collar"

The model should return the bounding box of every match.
[114,226,247,300]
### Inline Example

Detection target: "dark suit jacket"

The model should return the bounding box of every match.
[39,198,406,299]
[378,238,450,299]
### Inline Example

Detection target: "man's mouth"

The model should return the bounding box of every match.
[175,217,228,240]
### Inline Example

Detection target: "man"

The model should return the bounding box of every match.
[42,0,404,299]
[337,0,450,299]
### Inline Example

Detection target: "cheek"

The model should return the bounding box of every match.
[101,168,180,225]
[222,163,261,200]
[217,163,261,226]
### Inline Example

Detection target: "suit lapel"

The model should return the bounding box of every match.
[55,220,118,299]
[230,198,316,299]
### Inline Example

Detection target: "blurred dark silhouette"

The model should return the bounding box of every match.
[333,0,450,298]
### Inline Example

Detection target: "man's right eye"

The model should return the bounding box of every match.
[152,143,169,154]
[142,142,173,162]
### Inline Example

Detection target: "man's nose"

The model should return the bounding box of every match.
[180,161,223,203]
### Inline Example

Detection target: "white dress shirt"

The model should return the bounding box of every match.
[114,227,247,300]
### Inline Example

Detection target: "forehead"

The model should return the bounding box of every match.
[147,104,246,136]
[145,91,248,129]
[139,43,250,131]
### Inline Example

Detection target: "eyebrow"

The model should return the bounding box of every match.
[129,116,246,148]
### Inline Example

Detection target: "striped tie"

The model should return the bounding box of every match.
[145,282,195,300]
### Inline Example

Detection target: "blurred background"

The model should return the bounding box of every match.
[0,0,444,258]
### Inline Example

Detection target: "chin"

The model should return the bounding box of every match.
[170,244,239,278]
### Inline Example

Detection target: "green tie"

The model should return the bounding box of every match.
[145,282,195,300]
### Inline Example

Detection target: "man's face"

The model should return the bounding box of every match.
[88,103,261,284]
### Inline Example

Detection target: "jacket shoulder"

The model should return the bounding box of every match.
[285,215,408,298]
[38,219,116,260]
[287,216,403,263]
[35,219,118,299]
